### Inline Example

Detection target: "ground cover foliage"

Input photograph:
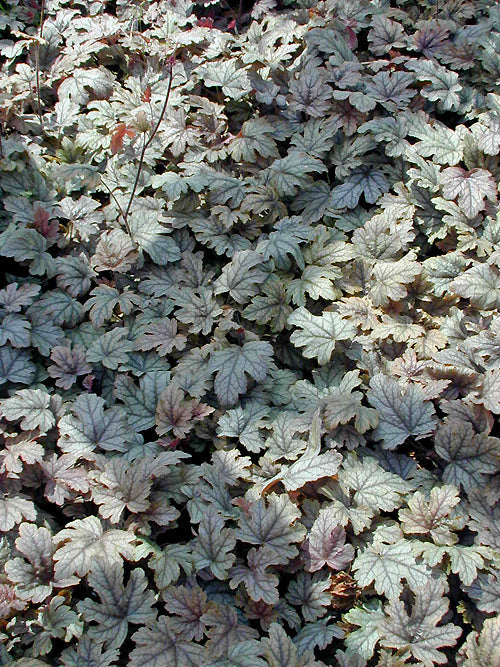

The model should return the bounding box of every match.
[0,0,499,663]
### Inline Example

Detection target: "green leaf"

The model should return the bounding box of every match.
[369,256,421,307]
[28,289,83,326]
[86,327,134,370]
[407,59,462,111]
[208,341,274,407]
[457,615,500,666]
[0,389,59,432]
[199,59,252,100]
[264,151,327,197]
[229,117,279,162]
[440,167,496,218]
[256,216,313,271]
[0,346,36,385]
[264,412,342,492]
[58,67,115,105]
[353,539,432,599]
[129,209,181,265]
[114,371,170,432]
[380,578,462,666]
[288,307,355,364]
[451,263,500,310]
[78,559,156,650]
[149,544,194,590]
[339,454,410,513]
[58,394,131,455]
[84,285,141,328]
[176,288,223,335]
[0,313,31,348]
[243,276,292,333]
[0,224,55,276]
[415,542,489,587]
[217,402,269,453]
[408,113,464,165]
[214,250,267,304]
[286,265,340,307]
[367,374,438,449]
[192,506,236,580]
[343,601,385,660]
[330,169,389,209]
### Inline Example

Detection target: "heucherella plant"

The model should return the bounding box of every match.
[0,0,499,664]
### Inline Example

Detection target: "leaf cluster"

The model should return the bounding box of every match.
[0,0,499,664]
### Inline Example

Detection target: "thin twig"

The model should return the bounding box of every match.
[34,0,46,129]
[123,132,147,225]
[100,178,130,235]
[122,59,174,228]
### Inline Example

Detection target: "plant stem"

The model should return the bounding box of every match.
[121,59,174,230]
[100,179,130,234]
[34,0,46,129]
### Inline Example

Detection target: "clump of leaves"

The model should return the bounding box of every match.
[0,0,499,664]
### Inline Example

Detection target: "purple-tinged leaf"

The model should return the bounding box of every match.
[302,510,354,572]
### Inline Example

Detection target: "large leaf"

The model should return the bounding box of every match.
[439,167,496,218]
[234,493,306,562]
[130,615,205,667]
[58,394,131,455]
[457,615,500,666]
[353,538,432,599]
[191,506,236,580]
[380,579,462,666]
[78,559,156,650]
[367,374,438,449]
[208,341,274,407]
[53,516,135,579]
[0,389,60,432]
[288,307,355,364]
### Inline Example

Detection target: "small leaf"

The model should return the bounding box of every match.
[110,123,136,154]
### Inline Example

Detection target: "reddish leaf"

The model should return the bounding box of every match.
[32,205,59,240]
[197,17,213,28]
[110,123,136,155]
